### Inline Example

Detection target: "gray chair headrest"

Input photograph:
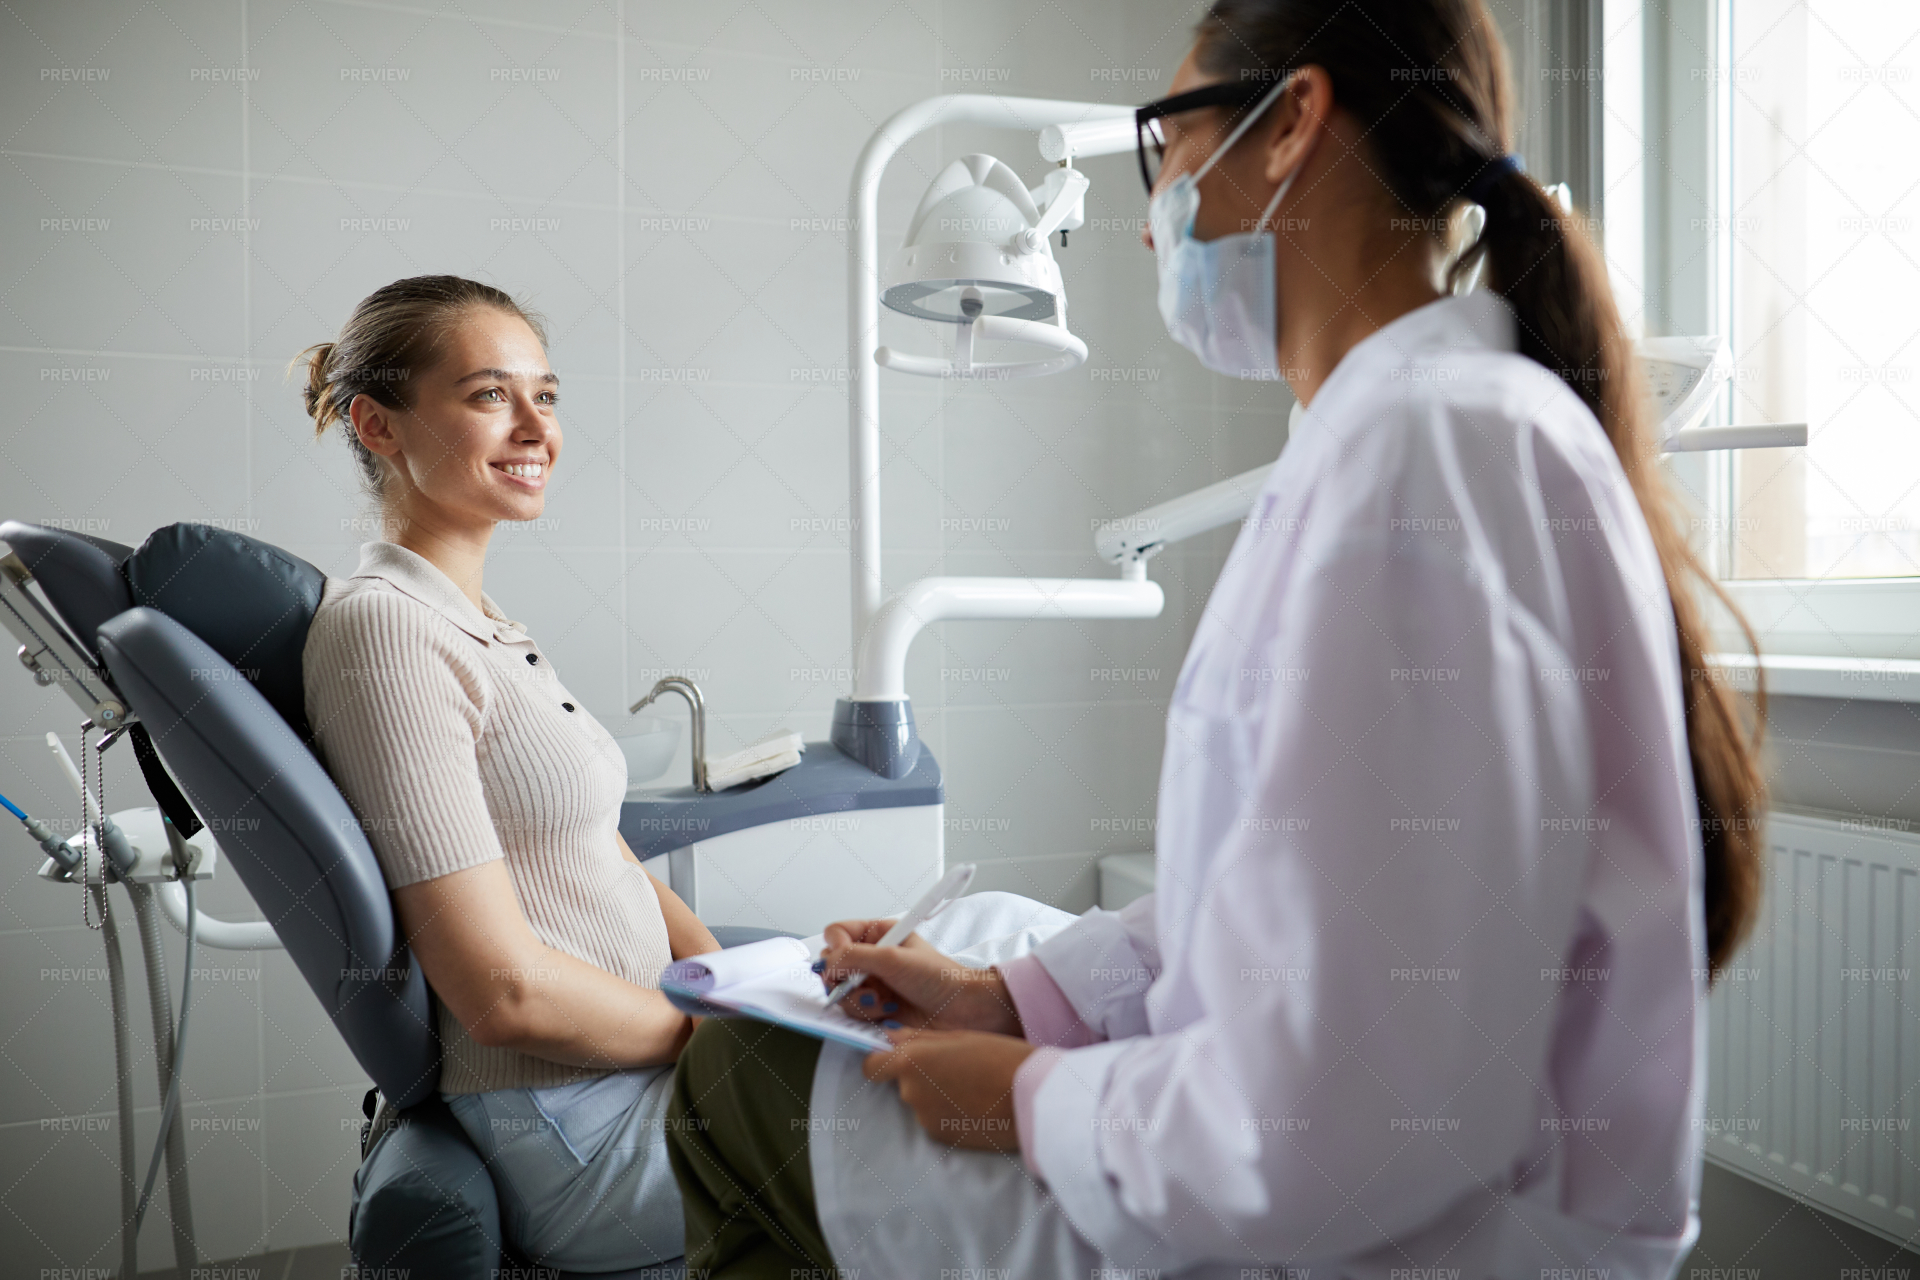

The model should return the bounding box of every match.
[122,523,327,743]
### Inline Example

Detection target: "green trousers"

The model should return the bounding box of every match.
[666,1019,844,1279]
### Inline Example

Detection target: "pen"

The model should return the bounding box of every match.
[823,863,976,1006]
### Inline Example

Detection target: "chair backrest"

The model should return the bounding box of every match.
[9,521,442,1107]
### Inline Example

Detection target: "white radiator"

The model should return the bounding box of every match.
[1705,810,1920,1246]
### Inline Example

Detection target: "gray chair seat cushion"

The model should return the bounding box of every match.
[351,926,789,1278]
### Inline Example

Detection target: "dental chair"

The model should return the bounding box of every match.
[2,520,776,1280]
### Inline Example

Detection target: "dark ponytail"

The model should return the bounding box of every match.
[1196,0,1767,976]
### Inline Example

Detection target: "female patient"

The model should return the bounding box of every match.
[299,275,713,1271]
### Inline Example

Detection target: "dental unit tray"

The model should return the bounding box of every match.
[621,741,944,937]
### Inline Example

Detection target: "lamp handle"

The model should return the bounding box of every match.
[876,313,1087,380]
[1017,169,1090,252]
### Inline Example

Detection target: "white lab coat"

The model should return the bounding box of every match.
[810,291,1708,1279]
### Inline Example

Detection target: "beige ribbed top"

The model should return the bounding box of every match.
[303,541,673,1095]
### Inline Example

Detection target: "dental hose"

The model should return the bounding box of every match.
[94,878,139,1280]
[7,787,139,1277]
[0,788,83,878]
[129,877,198,1268]
[4,788,200,1273]
[133,871,198,1258]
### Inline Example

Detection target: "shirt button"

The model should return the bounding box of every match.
[526,653,539,665]
[562,702,576,712]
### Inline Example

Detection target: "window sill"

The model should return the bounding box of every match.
[1707,652,1920,703]
[1715,577,1920,664]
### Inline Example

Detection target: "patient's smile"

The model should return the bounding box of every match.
[492,460,547,486]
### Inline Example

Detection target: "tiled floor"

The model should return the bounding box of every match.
[138,1240,352,1279]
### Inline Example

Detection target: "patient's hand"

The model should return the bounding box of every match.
[819,919,1023,1035]
[862,1028,1033,1153]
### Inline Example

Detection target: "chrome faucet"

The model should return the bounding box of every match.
[629,675,708,792]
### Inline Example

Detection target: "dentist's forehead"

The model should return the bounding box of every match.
[1168,48,1211,96]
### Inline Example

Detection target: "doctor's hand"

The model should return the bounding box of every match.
[819,919,1023,1035]
[863,1028,1034,1153]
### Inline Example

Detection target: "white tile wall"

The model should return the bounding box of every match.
[0,0,1281,1268]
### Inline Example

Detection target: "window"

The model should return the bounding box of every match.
[1599,0,1920,657]
[1724,2,1920,580]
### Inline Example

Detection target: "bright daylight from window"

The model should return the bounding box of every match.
[1729,0,1920,579]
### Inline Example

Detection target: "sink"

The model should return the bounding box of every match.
[616,716,682,791]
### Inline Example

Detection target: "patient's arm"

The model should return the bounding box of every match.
[393,861,694,1069]
[616,832,720,959]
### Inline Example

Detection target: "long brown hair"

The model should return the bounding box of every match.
[293,275,547,503]
[1194,0,1766,975]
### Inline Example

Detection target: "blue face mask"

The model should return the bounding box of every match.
[1148,74,1307,381]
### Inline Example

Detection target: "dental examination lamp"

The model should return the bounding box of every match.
[835,95,1160,778]
[874,154,1090,379]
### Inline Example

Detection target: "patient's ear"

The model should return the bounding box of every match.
[348,392,400,459]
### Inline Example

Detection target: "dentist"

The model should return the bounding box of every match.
[665,1,1767,1276]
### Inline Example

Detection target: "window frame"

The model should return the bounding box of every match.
[1618,0,1920,660]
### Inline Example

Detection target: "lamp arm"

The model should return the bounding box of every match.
[847,95,1135,679]
[1094,466,1278,567]
[854,576,1164,701]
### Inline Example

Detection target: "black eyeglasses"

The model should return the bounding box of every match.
[1135,79,1284,196]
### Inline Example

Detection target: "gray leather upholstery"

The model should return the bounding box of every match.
[97,604,442,1108]
[351,1094,509,1276]
[0,520,133,662]
[122,522,327,744]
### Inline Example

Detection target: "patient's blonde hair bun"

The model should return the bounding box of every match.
[296,340,341,438]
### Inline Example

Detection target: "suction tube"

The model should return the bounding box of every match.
[129,881,197,1268]
[96,881,138,1280]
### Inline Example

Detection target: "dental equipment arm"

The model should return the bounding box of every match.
[153,879,281,950]
[1091,338,1812,574]
[853,577,1165,703]
[32,732,205,1270]
[846,95,1136,662]
[1640,335,1806,451]
[44,732,283,947]
[46,731,136,879]
[843,97,1164,755]
[1666,422,1807,451]
[1037,116,1138,163]
[1093,467,1275,571]
[1018,168,1090,252]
